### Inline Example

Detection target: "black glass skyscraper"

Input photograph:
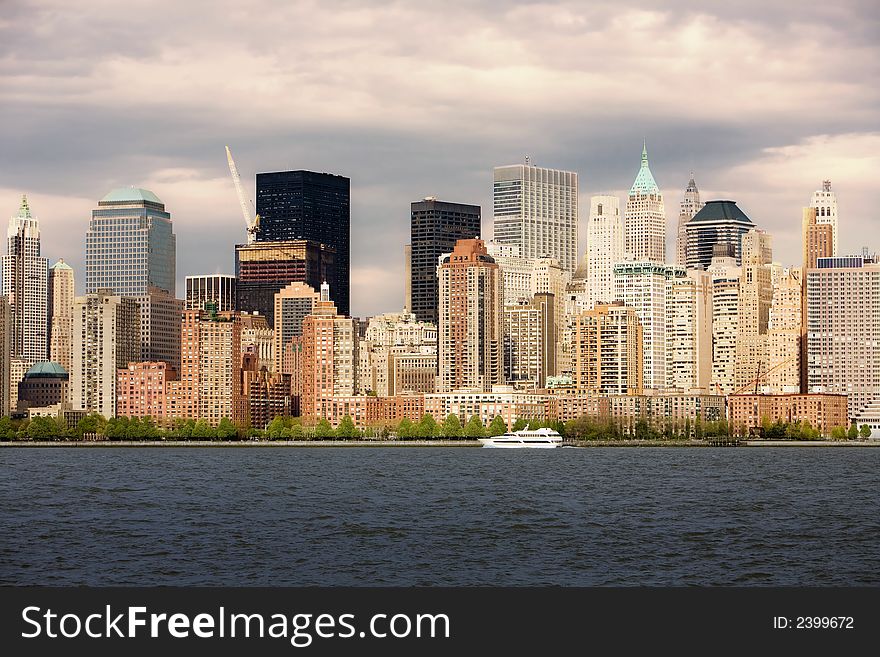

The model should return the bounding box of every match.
[256,171,350,316]
[410,198,481,324]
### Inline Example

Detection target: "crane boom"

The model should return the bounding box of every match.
[225,145,260,242]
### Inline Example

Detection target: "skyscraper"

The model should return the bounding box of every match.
[801,207,833,270]
[493,161,578,272]
[767,265,802,394]
[0,296,9,416]
[2,195,48,364]
[47,259,75,372]
[807,255,880,419]
[708,246,742,394]
[301,283,359,420]
[235,239,334,327]
[255,170,350,316]
[734,229,773,391]
[437,239,503,393]
[665,269,712,392]
[675,175,704,267]
[186,274,237,312]
[810,180,838,256]
[503,293,555,389]
[409,198,481,324]
[685,200,754,270]
[86,188,180,370]
[585,195,624,308]
[70,290,141,418]
[625,143,665,264]
[614,262,685,390]
[572,303,643,395]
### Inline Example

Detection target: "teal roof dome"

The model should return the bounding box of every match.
[50,259,73,271]
[24,362,69,379]
[100,187,163,204]
[690,200,753,224]
[629,142,659,195]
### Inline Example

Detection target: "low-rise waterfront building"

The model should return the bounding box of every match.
[727,393,849,437]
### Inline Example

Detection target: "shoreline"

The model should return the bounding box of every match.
[1,439,878,448]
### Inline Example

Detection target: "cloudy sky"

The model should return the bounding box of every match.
[2,0,878,317]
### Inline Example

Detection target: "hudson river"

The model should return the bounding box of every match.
[1,447,877,586]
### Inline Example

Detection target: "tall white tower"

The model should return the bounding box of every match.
[625,142,666,264]
[676,175,703,267]
[585,195,624,308]
[493,160,578,273]
[810,180,838,256]
[1,195,48,364]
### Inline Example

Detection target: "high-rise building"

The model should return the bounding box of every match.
[240,312,274,373]
[240,352,291,429]
[801,207,833,270]
[437,239,503,393]
[767,265,802,394]
[185,274,237,312]
[2,195,48,364]
[409,198,481,324]
[486,242,533,307]
[503,293,555,389]
[625,143,665,263]
[572,303,642,395]
[301,283,359,419]
[685,200,754,271]
[116,361,175,421]
[735,229,773,392]
[665,269,713,392]
[403,244,412,313]
[71,290,141,418]
[708,246,742,394]
[531,257,569,376]
[47,259,75,372]
[614,262,685,390]
[585,195,624,308]
[493,161,578,272]
[359,311,437,396]
[235,239,334,327]
[676,175,704,267]
[273,281,320,376]
[86,188,179,370]
[0,296,9,416]
[807,256,880,419]
[255,170,350,316]
[810,180,838,255]
[167,307,245,426]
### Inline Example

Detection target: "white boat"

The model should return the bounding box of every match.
[478,427,563,449]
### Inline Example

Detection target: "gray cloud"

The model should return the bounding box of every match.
[1,0,878,317]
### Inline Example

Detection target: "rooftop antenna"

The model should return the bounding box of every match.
[525,155,531,166]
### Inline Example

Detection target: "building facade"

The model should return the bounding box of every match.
[409,198,481,324]
[810,180,838,256]
[665,269,713,393]
[708,248,742,394]
[728,393,848,437]
[734,229,773,392]
[486,242,533,308]
[2,195,48,365]
[675,175,704,267]
[255,170,350,316]
[0,296,9,416]
[585,195,624,308]
[503,293,555,390]
[47,259,75,372]
[685,200,754,271]
[71,290,141,418]
[767,266,802,394]
[437,239,503,393]
[116,361,175,420]
[185,274,237,312]
[572,303,643,395]
[625,144,665,263]
[235,239,334,327]
[493,161,578,272]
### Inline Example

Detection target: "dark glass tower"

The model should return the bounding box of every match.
[410,198,481,324]
[684,200,754,270]
[256,171,350,316]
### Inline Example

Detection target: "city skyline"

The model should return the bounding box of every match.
[2,1,877,319]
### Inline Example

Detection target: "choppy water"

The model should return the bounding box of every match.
[1,447,877,586]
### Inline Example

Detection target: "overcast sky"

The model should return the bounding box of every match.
[2,0,878,317]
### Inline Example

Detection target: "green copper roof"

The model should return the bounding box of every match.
[50,258,73,271]
[690,200,753,224]
[24,361,69,378]
[629,141,659,195]
[100,187,163,204]
[17,194,32,219]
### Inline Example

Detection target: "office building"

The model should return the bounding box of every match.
[708,246,741,394]
[273,281,321,376]
[437,239,503,393]
[2,195,48,364]
[47,259,75,372]
[810,180,838,255]
[571,302,643,395]
[666,269,713,392]
[493,161,578,272]
[685,200,754,270]
[255,170,350,316]
[735,229,773,392]
[767,266,802,394]
[625,143,666,263]
[17,362,69,411]
[802,207,833,270]
[503,293,555,389]
[186,274,237,312]
[235,239,334,327]
[409,198,481,324]
[486,242,533,307]
[585,195,624,308]
[675,175,704,267]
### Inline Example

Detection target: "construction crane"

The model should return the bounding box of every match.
[225,145,260,243]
